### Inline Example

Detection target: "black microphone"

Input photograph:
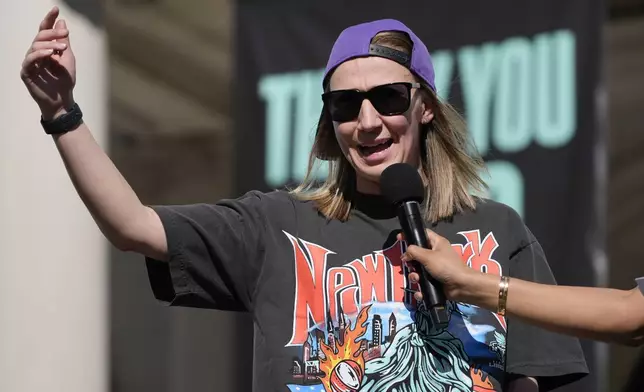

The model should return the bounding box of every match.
[380,163,450,329]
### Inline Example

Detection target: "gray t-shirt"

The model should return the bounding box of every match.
[145,190,588,392]
[637,277,644,295]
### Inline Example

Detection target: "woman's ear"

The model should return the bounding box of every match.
[415,87,434,124]
[420,100,435,124]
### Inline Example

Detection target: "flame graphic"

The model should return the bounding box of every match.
[470,367,495,391]
[318,305,371,392]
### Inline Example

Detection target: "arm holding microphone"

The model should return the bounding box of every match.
[401,229,644,347]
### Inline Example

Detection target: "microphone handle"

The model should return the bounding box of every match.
[398,201,450,329]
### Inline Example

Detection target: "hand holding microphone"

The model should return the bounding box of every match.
[398,229,477,303]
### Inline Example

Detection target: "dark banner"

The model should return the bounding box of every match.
[234,1,605,391]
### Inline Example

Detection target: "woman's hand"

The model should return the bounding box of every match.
[400,229,480,302]
[20,6,76,121]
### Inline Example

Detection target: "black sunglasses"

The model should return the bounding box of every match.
[322,82,421,122]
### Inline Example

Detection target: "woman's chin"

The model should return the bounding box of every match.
[348,149,411,189]
[352,161,397,190]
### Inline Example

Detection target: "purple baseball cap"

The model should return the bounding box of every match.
[323,19,435,91]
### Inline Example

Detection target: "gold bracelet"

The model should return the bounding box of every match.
[497,276,510,316]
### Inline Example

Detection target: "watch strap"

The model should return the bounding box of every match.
[41,103,83,135]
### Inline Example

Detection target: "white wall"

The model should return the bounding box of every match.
[0,2,107,391]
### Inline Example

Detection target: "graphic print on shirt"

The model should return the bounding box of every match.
[284,230,507,392]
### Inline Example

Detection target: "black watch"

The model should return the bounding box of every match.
[41,103,84,135]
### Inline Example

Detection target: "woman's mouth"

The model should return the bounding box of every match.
[358,138,394,156]
[357,138,394,163]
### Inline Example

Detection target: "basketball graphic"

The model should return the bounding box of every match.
[329,360,363,392]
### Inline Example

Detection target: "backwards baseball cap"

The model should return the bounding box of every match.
[323,19,435,91]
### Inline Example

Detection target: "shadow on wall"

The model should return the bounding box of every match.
[61,0,103,26]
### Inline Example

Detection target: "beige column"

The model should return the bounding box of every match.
[0,2,107,392]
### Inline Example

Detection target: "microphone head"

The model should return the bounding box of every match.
[380,163,425,205]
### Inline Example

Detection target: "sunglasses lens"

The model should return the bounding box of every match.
[324,83,412,122]
[369,83,411,116]
[326,90,363,122]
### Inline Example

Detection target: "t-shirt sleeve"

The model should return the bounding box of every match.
[636,277,644,295]
[504,219,589,390]
[144,190,268,312]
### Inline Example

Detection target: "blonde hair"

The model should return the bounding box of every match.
[290,31,487,223]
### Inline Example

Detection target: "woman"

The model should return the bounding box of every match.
[402,230,644,347]
[22,7,588,392]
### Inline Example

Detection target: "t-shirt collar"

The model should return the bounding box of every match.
[352,192,398,220]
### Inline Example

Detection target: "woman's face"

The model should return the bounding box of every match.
[327,56,433,194]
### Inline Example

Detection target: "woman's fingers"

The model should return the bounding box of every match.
[33,28,69,44]
[29,41,67,54]
[38,6,60,32]
[22,49,55,73]
[53,20,71,47]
